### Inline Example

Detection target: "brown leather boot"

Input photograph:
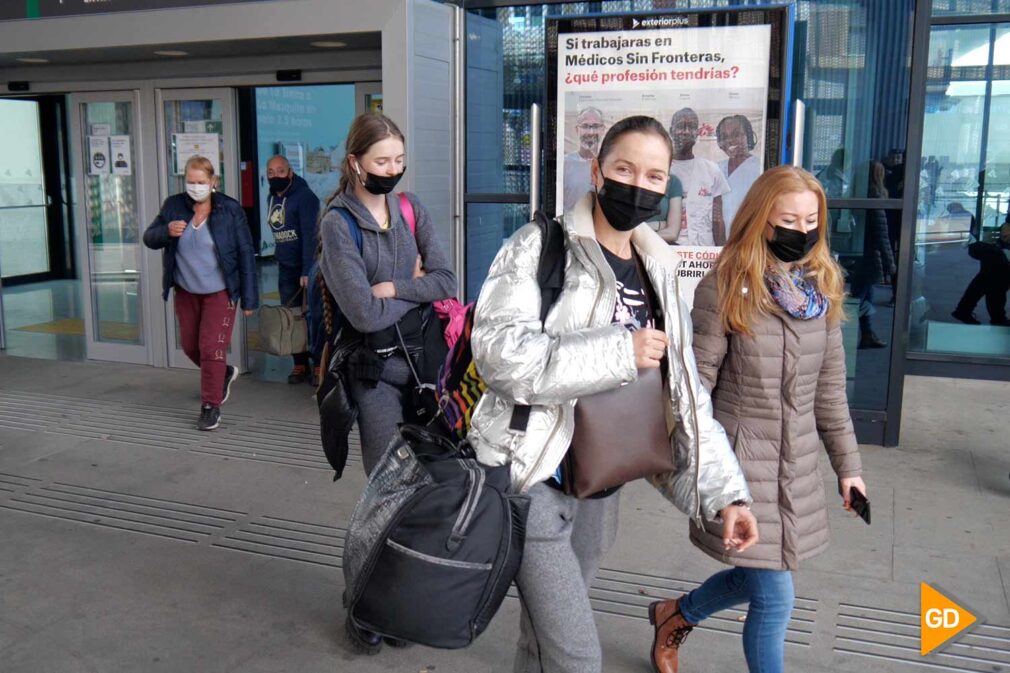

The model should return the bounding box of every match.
[648,597,695,673]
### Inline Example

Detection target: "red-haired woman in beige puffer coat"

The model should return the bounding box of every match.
[648,166,868,673]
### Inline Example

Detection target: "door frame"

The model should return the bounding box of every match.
[68,89,158,366]
[154,86,244,371]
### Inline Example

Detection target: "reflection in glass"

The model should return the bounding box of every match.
[830,208,897,411]
[83,101,143,345]
[465,203,531,302]
[932,0,1010,16]
[465,0,915,202]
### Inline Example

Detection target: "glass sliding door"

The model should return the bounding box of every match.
[70,91,150,364]
[910,21,1010,358]
[0,98,48,352]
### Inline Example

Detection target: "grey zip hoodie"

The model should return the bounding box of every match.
[318,189,457,334]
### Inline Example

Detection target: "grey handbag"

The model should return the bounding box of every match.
[257,293,307,356]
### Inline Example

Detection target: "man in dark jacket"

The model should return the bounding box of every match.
[266,155,321,383]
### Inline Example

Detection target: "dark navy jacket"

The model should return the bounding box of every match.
[144,192,260,310]
[267,174,320,276]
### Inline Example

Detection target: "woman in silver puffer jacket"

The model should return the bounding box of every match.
[468,116,758,673]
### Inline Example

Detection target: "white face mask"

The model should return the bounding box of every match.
[186,183,212,202]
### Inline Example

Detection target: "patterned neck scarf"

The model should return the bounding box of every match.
[764,266,829,320]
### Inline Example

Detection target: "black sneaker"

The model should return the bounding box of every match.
[222,365,238,404]
[287,365,310,385]
[197,404,221,431]
[951,309,982,325]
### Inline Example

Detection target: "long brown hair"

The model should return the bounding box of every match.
[869,160,888,198]
[715,165,846,335]
[337,113,405,194]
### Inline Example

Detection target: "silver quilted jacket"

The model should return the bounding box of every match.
[468,193,751,525]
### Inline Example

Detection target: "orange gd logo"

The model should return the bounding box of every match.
[920,583,977,656]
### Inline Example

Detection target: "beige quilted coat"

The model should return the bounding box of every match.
[688,272,862,570]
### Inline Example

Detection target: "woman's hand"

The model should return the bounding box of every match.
[840,476,867,512]
[719,504,759,552]
[168,220,187,237]
[371,282,397,299]
[413,255,426,279]
[631,328,668,369]
[243,309,254,317]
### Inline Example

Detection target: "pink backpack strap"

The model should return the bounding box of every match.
[397,192,417,237]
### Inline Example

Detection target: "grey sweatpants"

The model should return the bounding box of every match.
[348,354,410,475]
[514,482,620,673]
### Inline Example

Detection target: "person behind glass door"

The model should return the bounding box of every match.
[667,107,729,246]
[316,113,457,654]
[883,149,906,303]
[953,206,1010,326]
[648,166,867,673]
[143,155,259,431]
[849,160,896,349]
[563,107,607,214]
[265,154,321,385]
[716,114,762,237]
[469,115,758,673]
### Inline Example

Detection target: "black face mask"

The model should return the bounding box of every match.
[595,177,664,232]
[357,164,405,195]
[268,176,292,194]
[768,226,819,263]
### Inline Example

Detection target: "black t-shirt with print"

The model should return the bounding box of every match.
[600,246,654,331]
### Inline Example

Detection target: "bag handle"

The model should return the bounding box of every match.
[447,459,485,552]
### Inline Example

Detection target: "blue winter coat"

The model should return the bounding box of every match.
[143,192,260,310]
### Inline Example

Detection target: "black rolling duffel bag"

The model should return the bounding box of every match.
[342,424,530,649]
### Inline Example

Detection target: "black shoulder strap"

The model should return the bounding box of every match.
[509,212,566,434]
[533,210,566,325]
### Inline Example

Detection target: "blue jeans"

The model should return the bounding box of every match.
[679,567,795,673]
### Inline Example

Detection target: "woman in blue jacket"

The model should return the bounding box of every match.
[143,155,259,430]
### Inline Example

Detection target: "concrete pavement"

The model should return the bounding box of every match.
[0,354,1007,672]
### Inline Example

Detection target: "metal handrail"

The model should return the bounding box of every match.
[529,103,541,219]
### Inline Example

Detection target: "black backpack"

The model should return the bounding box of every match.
[343,425,530,648]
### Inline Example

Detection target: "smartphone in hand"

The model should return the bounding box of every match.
[850,486,871,525]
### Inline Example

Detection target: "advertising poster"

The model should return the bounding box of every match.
[548,9,791,306]
[109,136,132,176]
[87,135,110,176]
[174,133,220,176]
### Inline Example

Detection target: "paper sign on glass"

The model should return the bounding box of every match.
[87,136,110,176]
[109,136,132,176]
[174,133,220,176]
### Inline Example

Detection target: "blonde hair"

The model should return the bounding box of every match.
[184,155,215,179]
[715,165,846,335]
